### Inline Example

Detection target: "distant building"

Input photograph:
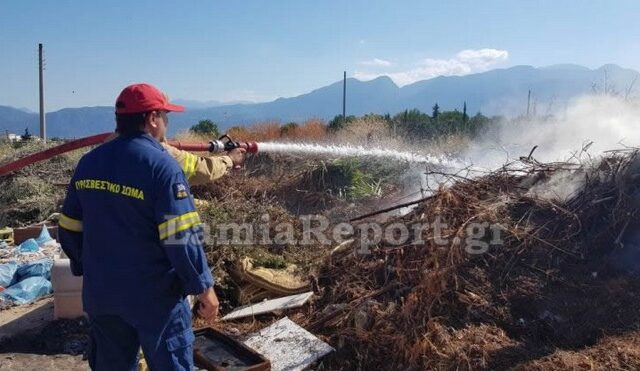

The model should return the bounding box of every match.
[1,132,22,142]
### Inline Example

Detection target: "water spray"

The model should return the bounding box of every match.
[260,142,437,163]
[173,135,457,167]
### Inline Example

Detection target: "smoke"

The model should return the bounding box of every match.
[525,169,586,202]
[448,94,640,202]
[464,94,640,170]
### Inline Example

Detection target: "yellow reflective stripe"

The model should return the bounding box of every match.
[158,211,201,240]
[189,154,198,178]
[59,214,83,232]
[181,153,197,179]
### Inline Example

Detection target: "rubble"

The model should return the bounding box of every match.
[0,224,61,309]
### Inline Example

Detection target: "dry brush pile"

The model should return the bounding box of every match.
[306,150,640,370]
[0,141,83,227]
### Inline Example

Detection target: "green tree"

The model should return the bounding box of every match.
[392,109,432,139]
[438,110,465,135]
[328,114,356,131]
[462,101,468,124]
[189,119,219,137]
[432,103,440,122]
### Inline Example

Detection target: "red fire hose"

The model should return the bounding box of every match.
[0,132,258,177]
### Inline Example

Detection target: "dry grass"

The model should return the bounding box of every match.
[281,119,328,141]
[0,140,84,227]
[334,116,394,145]
[224,119,328,142]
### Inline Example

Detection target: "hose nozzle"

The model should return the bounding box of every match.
[209,135,258,153]
[239,141,258,153]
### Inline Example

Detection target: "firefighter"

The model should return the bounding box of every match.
[58,83,244,370]
[104,108,243,187]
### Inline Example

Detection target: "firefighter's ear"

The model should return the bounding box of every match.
[145,111,159,129]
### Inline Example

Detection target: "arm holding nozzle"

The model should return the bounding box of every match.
[227,148,246,169]
[162,143,235,186]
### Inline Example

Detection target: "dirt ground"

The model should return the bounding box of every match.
[0,354,87,371]
[0,298,88,370]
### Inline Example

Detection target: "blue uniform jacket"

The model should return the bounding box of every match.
[58,132,214,321]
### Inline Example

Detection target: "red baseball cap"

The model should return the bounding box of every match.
[115,83,185,114]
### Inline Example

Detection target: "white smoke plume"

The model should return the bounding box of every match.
[459,94,640,202]
[464,94,640,170]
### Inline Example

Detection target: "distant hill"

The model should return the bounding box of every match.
[1,64,638,138]
[172,99,253,109]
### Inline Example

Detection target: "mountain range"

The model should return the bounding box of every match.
[1,64,638,139]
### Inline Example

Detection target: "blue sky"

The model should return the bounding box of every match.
[1,0,639,111]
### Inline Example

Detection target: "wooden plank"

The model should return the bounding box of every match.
[221,292,313,321]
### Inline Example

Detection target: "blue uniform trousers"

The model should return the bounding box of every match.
[88,299,194,371]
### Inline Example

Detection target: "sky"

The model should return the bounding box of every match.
[1,0,639,111]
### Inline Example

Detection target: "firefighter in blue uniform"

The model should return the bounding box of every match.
[58,84,243,370]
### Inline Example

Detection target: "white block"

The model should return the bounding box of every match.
[51,258,84,319]
[51,258,83,292]
[243,317,334,371]
[53,292,84,319]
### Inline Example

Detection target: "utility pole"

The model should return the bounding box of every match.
[342,71,346,119]
[526,90,531,117]
[38,43,46,143]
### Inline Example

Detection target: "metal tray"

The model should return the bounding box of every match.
[193,327,270,371]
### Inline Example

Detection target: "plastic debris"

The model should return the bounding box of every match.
[18,238,39,253]
[0,262,18,287]
[16,258,53,281]
[1,276,52,304]
[35,225,54,246]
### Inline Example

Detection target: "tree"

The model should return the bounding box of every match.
[189,119,219,137]
[462,101,468,124]
[432,103,440,122]
[392,109,431,139]
[437,110,463,135]
[328,115,356,131]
